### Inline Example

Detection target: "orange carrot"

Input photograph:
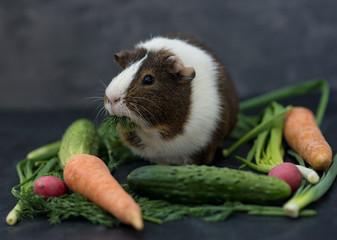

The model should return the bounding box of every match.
[284,107,332,170]
[63,154,143,230]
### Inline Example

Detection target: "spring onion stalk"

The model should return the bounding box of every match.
[288,150,305,166]
[6,203,21,226]
[231,102,289,173]
[229,113,259,140]
[295,165,320,184]
[6,157,59,225]
[287,150,320,184]
[254,106,273,165]
[230,78,325,140]
[142,215,163,224]
[223,105,291,157]
[239,78,329,126]
[266,102,286,165]
[235,156,272,173]
[283,154,337,218]
[315,79,330,126]
[26,141,61,159]
[6,142,60,226]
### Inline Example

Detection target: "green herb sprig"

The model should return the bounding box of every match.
[12,183,316,226]
[6,144,61,226]
[98,117,141,173]
[99,116,135,137]
[283,154,337,217]
[12,187,120,227]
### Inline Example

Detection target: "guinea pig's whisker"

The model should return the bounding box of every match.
[125,106,132,118]
[130,102,160,129]
[87,71,108,89]
[127,96,169,141]
[129,102,151,126]
[79,71,108,109]
[87,96,105,100]
[133,103,162,129]
[139,105,170,145]
[124,106,135,123]
[130,96,160,109]
[123,107,144,130]
[94,105,108,126]
[130,103,152,124]
[75,96,104,108]
[130,104,168,148]
[92,99,106,113]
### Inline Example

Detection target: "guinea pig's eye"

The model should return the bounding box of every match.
[142,74,155,86]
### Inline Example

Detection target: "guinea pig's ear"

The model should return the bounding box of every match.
[167,56,196,81]
[114,50,131,69]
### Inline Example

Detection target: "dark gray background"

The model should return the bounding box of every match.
[2,1,337,240]
[1,0,336,111]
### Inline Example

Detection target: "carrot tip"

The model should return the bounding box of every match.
[311,154,332,170]
[128,211,144,231]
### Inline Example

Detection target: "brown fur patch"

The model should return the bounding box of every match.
[119,128,145,149]
[115,48,147,68]
[124,49,192,142]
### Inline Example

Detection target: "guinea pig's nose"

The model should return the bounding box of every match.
[104,94,120,105]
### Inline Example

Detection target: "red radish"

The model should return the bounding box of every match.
[268,163,302,192]
[34,176,68,199]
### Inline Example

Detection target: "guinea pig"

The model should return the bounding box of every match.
[104,32,239,165]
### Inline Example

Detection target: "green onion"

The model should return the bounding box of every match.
[5,203,21,226]
[239,78,329,126]
[223,104,291,158]
[283,154,337,218]
[230,113,259,140]
[26,141,61,159]
[235,156,272,173]
[6,143,60,226]
[295,165,320,184]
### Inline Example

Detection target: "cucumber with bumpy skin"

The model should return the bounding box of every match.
[59,119,100,169]
[127,165,291,204]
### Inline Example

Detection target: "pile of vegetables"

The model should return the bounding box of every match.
[6,78,337,230]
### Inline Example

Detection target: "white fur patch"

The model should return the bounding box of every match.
[105,55,147,117]
[131,37,222,164]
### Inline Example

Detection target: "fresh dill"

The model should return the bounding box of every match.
[13,184,316,227]
[99,116,135,137]
[12,187,120,227]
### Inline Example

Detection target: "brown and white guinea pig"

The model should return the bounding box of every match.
[104,33,239,165]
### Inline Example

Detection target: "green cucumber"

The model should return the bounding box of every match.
[58,119,100,169]
[127,165,291,204]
